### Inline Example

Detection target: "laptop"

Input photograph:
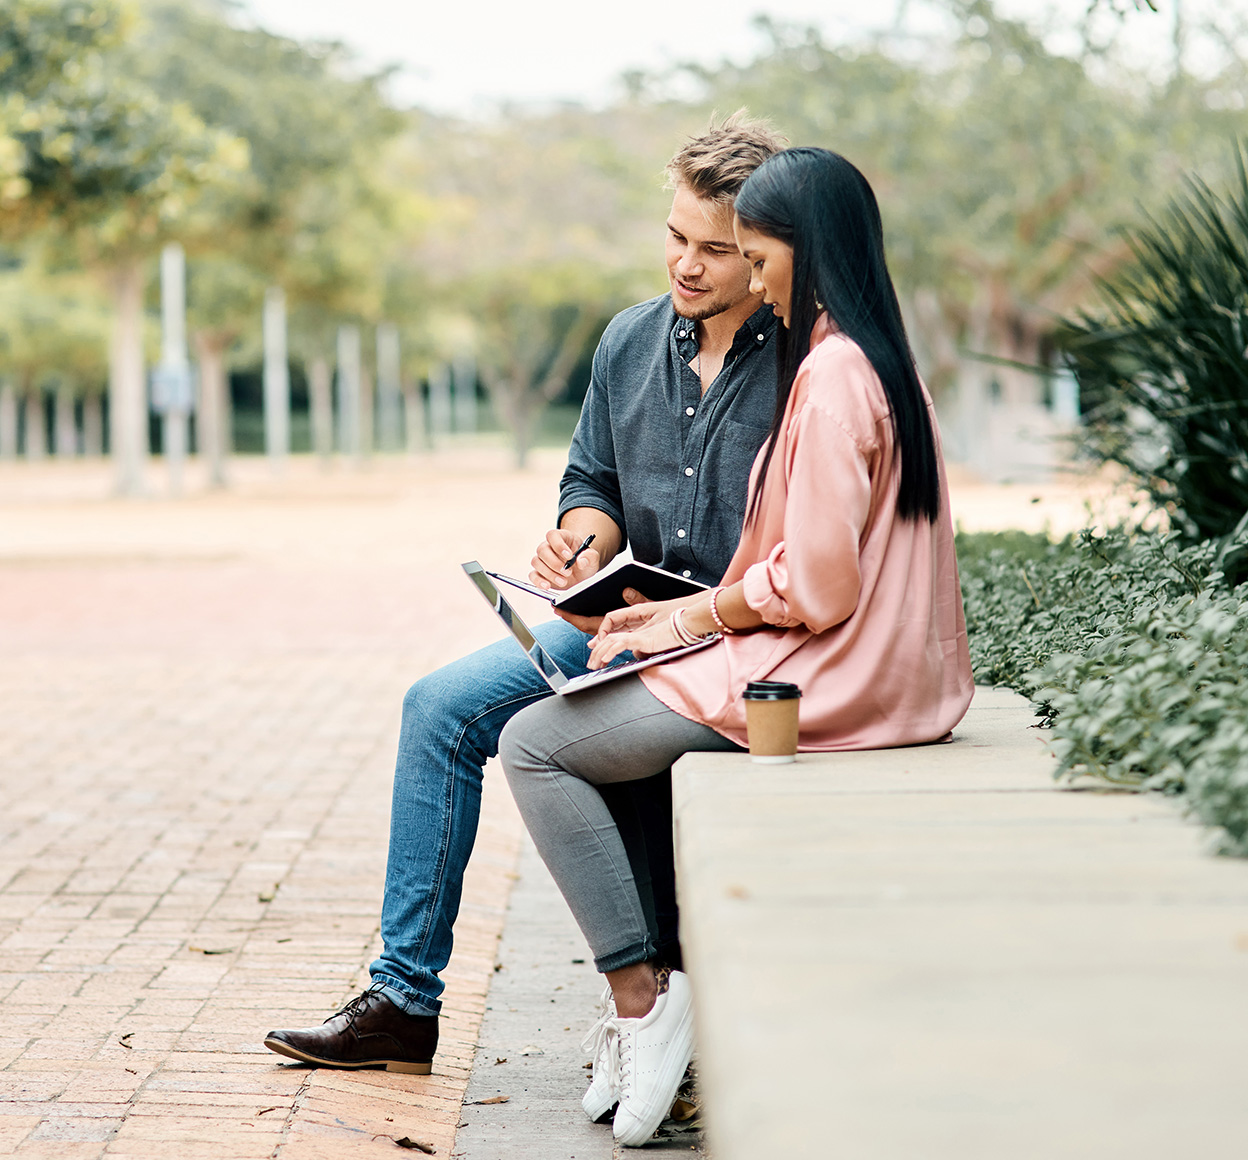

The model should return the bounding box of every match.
[462,561,718,695]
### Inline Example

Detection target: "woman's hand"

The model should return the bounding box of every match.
[587,594,708,669]
[588,613,682,669]
[592,593,702,641]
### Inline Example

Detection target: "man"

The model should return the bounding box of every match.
[264,113,785,1078]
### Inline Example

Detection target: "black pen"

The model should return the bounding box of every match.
[563,533,596,571]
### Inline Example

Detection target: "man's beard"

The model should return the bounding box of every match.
[672,293,731,322]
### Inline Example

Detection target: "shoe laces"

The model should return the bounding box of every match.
[329,984,384,1027]
[580,987,615,1060]
[614,1022,634,1099]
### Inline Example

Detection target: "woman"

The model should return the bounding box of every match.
[498,147,974,1146]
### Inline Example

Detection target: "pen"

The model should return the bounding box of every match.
[563,533,596,571]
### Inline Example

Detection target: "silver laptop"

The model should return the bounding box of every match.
[462,561,718,695]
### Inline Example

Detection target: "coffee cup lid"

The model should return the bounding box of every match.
[742,680,801,700]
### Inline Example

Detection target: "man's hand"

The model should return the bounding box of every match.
[530,529,601,592]
[553,587,650,636]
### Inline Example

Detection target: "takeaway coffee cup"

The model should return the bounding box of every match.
[742,681,801,764]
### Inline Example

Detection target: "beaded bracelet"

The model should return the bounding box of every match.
[708,586,735,635]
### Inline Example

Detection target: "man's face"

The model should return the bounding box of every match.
[664,185,757,322]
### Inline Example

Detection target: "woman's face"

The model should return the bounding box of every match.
[733,219,794,328]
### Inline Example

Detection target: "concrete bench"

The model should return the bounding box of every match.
[672,686,1248,1160]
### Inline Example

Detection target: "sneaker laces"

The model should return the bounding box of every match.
[580,988,615,1060]
[582,987,621,1097]
[614,1022,634,1099]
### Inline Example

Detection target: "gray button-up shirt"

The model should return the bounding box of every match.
[559,294,780,586]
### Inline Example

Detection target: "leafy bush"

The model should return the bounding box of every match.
[958,527,1248,855]
[1057,144,1248,544]
[958,527,1223,699]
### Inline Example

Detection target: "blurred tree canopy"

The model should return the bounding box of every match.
[2,0,1244,470]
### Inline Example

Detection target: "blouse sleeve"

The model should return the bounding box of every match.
[740,402,873,632]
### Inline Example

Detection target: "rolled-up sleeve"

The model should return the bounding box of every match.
[741,405,872,632]
[558,340,626,533]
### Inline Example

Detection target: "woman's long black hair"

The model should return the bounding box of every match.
[735,147,940,524]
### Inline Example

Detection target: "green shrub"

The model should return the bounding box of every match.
[957,526,1221,701]
[957,526,1248,855]
[1057,144,1248,544]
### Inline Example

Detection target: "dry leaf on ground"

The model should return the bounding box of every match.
[391,1137,436,1153]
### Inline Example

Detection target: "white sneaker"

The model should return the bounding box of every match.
[581,985,619,1123]
[612,970,695,1147]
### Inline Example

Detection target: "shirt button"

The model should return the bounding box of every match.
[685,406,695,417]
[684,467,694,477]
[757,333,765,341]
[682,570,692,578]
[677,529,686,538]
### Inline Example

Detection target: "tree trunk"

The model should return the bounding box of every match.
[309,356,333,462]
[55,384,77,458]
[0,381,18,459]
[22,376,46,461]
[82,396,104,456]
[428,363,451,439]
[492,388,535,470]
[453,355,477,434]
[193,330,231,488]
[402,379,425,455]
[376,323,402,452]
[359,365,374,460]
[109,257,148,494]
[510,411,534,470]
[263,286,290,467]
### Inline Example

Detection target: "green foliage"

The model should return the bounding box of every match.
[0,0,246,257]
[1057,144,1248,543]
[0,253,111,391]
[958,525,1248,854]
[672,1,1241,403]
[132,0,407,329]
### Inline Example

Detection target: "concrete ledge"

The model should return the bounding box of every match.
[672,687,1248,1160]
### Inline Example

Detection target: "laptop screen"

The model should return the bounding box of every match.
[462,562,568,690]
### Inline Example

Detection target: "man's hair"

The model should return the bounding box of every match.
[665,110,788,208]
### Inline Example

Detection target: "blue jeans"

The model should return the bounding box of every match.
[369,619,596,1016]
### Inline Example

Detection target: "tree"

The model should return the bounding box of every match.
[0,0,245,492]
[0,255,110,458]
[402,106,663,464]
[679,2,1245,474]
[130,0,406,480]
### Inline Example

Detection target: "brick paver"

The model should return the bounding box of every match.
[0,449,567,1158]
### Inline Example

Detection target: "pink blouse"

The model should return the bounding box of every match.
[641,320,974,750]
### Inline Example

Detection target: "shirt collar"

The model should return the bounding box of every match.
[670,300,779,353]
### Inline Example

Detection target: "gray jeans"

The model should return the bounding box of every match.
[498,675,740,972]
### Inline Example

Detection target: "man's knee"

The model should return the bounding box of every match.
[399,654,492,738]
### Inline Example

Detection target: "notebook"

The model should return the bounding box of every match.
[486,557,706,618]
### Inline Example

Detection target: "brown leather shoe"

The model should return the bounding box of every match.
[264,988,438,1074]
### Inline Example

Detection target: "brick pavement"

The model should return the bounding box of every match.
[0,450,568,1159]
